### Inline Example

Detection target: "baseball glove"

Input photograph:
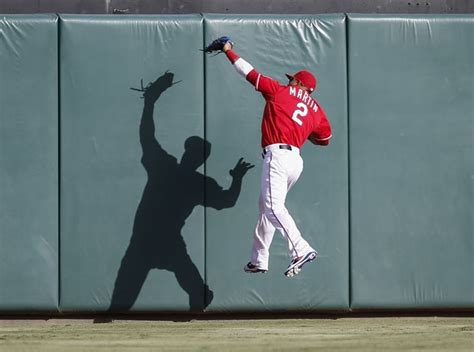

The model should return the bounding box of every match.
[202,36,233,54]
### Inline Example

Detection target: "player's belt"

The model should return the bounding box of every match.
[262,144,299,157]
[279,144,293,151]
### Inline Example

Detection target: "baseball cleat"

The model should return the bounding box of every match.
[284,251,318,277]
[244,262,267,274]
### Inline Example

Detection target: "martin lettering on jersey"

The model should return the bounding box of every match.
[289,86,318,113]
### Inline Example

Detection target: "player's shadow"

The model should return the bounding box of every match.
[107,72,253,313]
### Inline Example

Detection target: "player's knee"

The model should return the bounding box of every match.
[263,203,288,220]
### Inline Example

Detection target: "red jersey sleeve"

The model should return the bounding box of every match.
[225,50,280,97]
[246,70,280,97]
[310,107,332,146]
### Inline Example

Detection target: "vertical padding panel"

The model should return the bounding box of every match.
[60,15,205,311]
[204,15,349,311]
[348,15,473,308]
[0,15,59,311]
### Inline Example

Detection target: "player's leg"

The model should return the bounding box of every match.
[246,193,275,272]
[173,245,213,309]
[285,155,317,258]
[262,150,314,260]
[108,238,150,311]
[281,152,318,277]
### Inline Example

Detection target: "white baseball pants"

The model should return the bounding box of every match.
[250,144,315,270]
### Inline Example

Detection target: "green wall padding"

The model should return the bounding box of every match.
[204,14,349,311]
[0,15,59,311]
[59,15,206,311]
[348,15,473,308]
[1,13,471,313]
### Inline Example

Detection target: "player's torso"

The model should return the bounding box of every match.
[261,85,321,148]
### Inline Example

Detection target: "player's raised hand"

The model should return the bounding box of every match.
[131,71,182,105]
[202,36,233,54]
[229,158,254,179]
[223,42,232,52]
[143,71,174,104]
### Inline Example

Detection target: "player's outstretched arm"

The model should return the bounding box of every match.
[221,158,255,207]
[139,73,173,150]
[137,73,176,169]
[203,36,278,93]
[223,43,254,78]
[205,158,254,210]
[222,43,279,95]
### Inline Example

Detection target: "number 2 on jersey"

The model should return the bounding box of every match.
[291,102,308,126]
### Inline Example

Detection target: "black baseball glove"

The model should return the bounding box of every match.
[202,36,233,54]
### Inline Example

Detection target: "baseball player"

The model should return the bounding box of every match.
[205,37,332,277]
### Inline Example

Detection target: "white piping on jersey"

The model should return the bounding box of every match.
[313,134,332,141]
[289,86,318,113]
[233,57,254,77]
[256,74,261,90]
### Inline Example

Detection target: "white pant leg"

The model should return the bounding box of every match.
[261,149,314,259]
[250,194,275,270]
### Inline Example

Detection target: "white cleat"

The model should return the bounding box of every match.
[244,262,268,274]
[284,251,317,277]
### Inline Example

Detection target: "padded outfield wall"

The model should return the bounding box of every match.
[0,14,472,313]
[0,15,59,312]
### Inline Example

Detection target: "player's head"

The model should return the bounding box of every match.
[286,70,317,93]
[181,136,211,170]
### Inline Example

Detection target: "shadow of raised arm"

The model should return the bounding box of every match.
[133,72,178,171]
[207,158,254,210]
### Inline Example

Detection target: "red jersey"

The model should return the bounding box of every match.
[246,70,332,148]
